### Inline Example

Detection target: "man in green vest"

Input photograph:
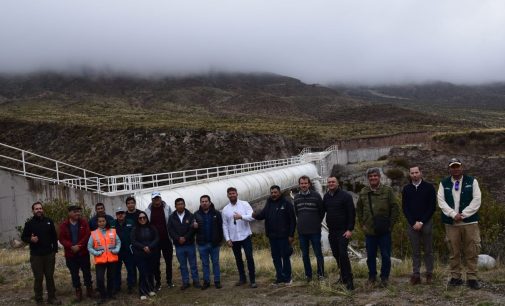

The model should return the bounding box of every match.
[437,158,482,290]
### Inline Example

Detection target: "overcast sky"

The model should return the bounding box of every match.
[1,0,505,84]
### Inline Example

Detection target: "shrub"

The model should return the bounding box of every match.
[390,157,410,169]
[386,168,404,180]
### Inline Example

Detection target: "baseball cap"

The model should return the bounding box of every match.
[67,203,82,211]
[115,206,126,214]
[151,191,161,199]
[448,158,462,167]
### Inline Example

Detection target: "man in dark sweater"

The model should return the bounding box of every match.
[253,185,296,284]
[294,175,325,281]
[21,202,61,305]
[125,196,143,225]
[402,165,436,285]
[323,177,355,290]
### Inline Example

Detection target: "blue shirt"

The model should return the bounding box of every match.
[70,222,79,245]
[202,212,213,243]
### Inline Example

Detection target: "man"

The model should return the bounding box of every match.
[21,202,61,305]
[59,204,94,301]
[222,187,257,288]
[145,191,174,290]
[438,158,482,290]
[125,196,143,225]
[322,176,355,290]
[113,206,136,294]
[253,185,296,285]
[294,175,325,282]
[89,202,115,231]
[168,198,200,290]
[357,168,400,287]
[402,166,436,285]
[194,195,224,289]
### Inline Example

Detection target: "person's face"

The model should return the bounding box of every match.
[409,167,422,183]
[200,197,210,211]
[368,172,381,187]
[327,177,339,191]
[270,189,281,200]
[449,164,463,179]
[95,205,105,216]
[138,214,147,225]
[32,204,43,217]
[116,212,125,222]
[299,179,310,192]
[126,200,136,212]
[69,209,82,220]
[175,201,185,213]
[152,197,162,207]
[97,217,107,229]
[227,191,238,203]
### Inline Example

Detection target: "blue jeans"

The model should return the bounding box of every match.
[365,233,392,280]
[299,233,324,279]
[114,249,136,290]
[269,238,292,282]
[198,243,221,283]
[175,244,199,284]
[231,236,256,283]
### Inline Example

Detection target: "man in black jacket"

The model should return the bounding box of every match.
[402,166,436,285]
[167,198,200,290]
[194,195,224,289]
[323,176,356,290]
[253,185,296,285]
[21,202,61,305]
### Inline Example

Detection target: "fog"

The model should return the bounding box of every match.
[1,0,505,84]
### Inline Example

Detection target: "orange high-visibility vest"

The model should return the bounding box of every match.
[91,228,119,264]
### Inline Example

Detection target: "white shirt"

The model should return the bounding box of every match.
[222,199,255,242]
[437,177,481,225]
[177,211,185,223]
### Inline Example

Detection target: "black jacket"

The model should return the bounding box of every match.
[402,180,437,226]
[131,224,159,257]
[194,204,224,246]
[21,216,58,256]
[255,196,296,239]
[168,209,196,246]
[323,188,356,232]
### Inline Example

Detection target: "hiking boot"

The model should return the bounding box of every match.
[410,275,421,285]
[448,278,464,286]
[214,281,222,289]
[75,287,83,301]
[346,280,355,291]
[201,281,210,290]
[86,286,94,298]
[235,279,247,286]
[249,282,258,288]
[426,274,433,284]
[467,279,481,290]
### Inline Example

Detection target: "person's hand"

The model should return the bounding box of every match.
[143,246,151,254]
[30,234,39,243]
[179,237,186,244]
[71,245,80,253]
[226,240,233,247]
[454,213,464,222]
[288,237,294,245]
[343,230,352,239]
[192,220,198,229]
[233,213,242,220]
[413,222,423,231]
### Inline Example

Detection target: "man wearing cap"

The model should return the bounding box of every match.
[145,191,174,290]
[356,168,400,287]
[89,203,115,231]
[438,158,482,289]
[113,206,136,294]
[59,204,94,301]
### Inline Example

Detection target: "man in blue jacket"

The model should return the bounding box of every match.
[253,185,296,285]
[113,206,136,294]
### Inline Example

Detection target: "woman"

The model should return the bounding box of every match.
[87,215,121,304]
[131,211,159,300]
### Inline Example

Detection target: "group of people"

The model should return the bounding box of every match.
[21,157,482,304]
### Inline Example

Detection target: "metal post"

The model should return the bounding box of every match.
[83,170,88,191]
[21,151,26,175]
[55,161,60,183]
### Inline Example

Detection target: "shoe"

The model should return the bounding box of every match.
[148,291,156,297]
[47,297,62,305]
[346,280,355,291]
[467,279,481,290]
[201,281,210,290]
[155,282,161,291]
[75,287,83,301]
[380,278,389,288]
[367,277,377,286]
[448,278,464,286]
[235,279,247,286]
[140,295,147,300]
[127,286,134,294]
[318,275,325,281]
[250,282,258,288]
[284,279,293,286]
[180,283,190,290]
[167,282,175,289]
[306,277,312,283]
[35,299,44,305]
[214,282,222,289]
[410,275,421,285]
[86,286,94,298]
[426,274,433,284]
[193,281,201,289]
[96,298,106,305]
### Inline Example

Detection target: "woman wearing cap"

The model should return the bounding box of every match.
[87,215,121,304]
[131,212,160,300]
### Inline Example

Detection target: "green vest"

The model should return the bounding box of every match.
[441,175,479,224]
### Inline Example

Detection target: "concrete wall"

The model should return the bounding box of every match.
[0,169,125,242]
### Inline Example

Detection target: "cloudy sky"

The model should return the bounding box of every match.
[1,0,504,84]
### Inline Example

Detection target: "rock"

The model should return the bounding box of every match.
[10,239,24,248]
[478,254,496,269]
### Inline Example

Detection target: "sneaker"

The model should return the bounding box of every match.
[148,291,156,297]
[214,282,222,289]
[250,282,258,288]
[235,279,247,286]
[155,282,161,291]
[318,275,325,281]
[448,278,464,286]
[410,275,421,285]
[167,282,175,289]
[467,279,481,290]
[201,281,210,290]
[180,283,190,290]
[140,295,147,300]
[284,279,293,286]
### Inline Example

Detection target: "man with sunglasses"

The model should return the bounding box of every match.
[438,158,482,290]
